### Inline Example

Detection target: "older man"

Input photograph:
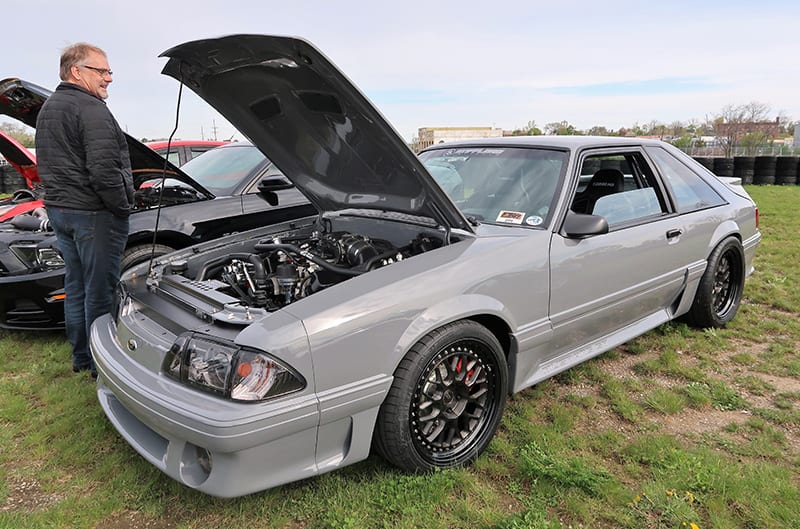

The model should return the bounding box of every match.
[35,43,133,378]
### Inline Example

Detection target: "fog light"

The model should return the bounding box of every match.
[180,442,212,486]
[197,446,212,474]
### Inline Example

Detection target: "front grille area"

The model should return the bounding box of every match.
[2,298,63,328]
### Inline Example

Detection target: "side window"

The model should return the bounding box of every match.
[572,151,668,229]
[189,147,211,159]
[646,146,725,213]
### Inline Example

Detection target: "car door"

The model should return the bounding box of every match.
[544,148,691,368]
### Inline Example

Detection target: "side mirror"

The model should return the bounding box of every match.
[257,177,294,206]
[563,212,609,238]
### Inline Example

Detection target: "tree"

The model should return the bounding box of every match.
[410,136,420,153]
[712,102,774,157]
[544,121,580,136]
[511,120,541,136]
[586,125,612,136]
[668,120,686,138]
[0,121,34,148]
[670,135,695,150]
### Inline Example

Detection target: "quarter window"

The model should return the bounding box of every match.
[646,146,725,213]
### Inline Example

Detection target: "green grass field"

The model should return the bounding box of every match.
[1,186,798,529]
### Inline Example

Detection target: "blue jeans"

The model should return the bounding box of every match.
[47,207,128,371]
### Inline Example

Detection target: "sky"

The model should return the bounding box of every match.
[3,0,799,143]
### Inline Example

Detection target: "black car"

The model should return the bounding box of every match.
[0,77,314,330]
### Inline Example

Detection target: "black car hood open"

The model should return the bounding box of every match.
[0,77,214,198]
[159,34,470,231]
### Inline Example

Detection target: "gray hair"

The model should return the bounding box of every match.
[59,42,107,81]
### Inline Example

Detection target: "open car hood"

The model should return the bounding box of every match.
[159,34,471,231]
[0,77,214,197]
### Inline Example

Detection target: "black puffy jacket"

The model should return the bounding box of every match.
[34,82,134,217]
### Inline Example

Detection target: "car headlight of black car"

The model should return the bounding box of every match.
[164,332,305,402]
[9,243,65,270]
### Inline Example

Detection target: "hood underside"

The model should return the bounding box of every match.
[159,34,470,231]
[0,77,214,197]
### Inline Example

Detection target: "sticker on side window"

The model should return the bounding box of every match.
[496,210,525,224]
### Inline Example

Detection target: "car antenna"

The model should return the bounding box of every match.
[147,67,185,278]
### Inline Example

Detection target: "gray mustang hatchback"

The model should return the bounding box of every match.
[90,34,761,497]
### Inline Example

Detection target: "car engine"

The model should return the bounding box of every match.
[172,229,442,311]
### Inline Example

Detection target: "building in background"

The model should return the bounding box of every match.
[415,126,503,151]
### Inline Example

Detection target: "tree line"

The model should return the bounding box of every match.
[506,102,796,157]
[4,101,797,158]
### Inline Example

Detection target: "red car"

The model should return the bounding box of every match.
[146,139,227,166]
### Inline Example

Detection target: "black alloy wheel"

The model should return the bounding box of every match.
[374,320,508,472]
[685,236,745,328]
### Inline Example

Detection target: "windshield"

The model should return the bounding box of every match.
[419,147,568,227]
[180,144,267,196]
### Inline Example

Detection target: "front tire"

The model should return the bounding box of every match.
[374,320,508,472]
[120,243,175,271]
[684,236,745,328]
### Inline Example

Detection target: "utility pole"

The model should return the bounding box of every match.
[211,120,218,141]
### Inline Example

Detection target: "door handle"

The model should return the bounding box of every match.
[666,229,683,239]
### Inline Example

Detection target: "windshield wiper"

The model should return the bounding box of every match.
[465,214,482,226]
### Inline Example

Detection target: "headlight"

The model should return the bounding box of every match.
[164,332,305,402]
[9,243,65,270]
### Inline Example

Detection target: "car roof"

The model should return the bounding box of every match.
[421,135,666,151]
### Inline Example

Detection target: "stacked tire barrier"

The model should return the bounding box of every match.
[754,156,777,185]
[712,157,734,177]
[692,156,800,185]
[775,156,798,185]
[733,157,755,184]
[693,157,715,172]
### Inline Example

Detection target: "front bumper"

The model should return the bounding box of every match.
[90,313,322,497]
[0,267,65,330]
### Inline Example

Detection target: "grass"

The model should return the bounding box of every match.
[1,185,799,528]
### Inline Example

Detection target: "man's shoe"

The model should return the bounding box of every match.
[72,364,92,373]
[91,370,98,380]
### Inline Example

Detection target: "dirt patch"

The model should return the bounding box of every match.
[547,338,800,457]
[96,510,181,529]
[657,407,751,436]
[759,374,800,394]
[0,475,64,513]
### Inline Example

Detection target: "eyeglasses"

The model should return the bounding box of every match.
[79,65,113,77]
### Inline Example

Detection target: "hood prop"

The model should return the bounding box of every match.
[147,68,185,279]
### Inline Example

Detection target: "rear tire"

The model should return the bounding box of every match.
[684,237,745,328]
[120,243,174,271]
[374,320,508,472]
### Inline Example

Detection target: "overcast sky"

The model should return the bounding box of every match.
[4,0,799,142]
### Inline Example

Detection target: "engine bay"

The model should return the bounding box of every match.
[159,216,450,312]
